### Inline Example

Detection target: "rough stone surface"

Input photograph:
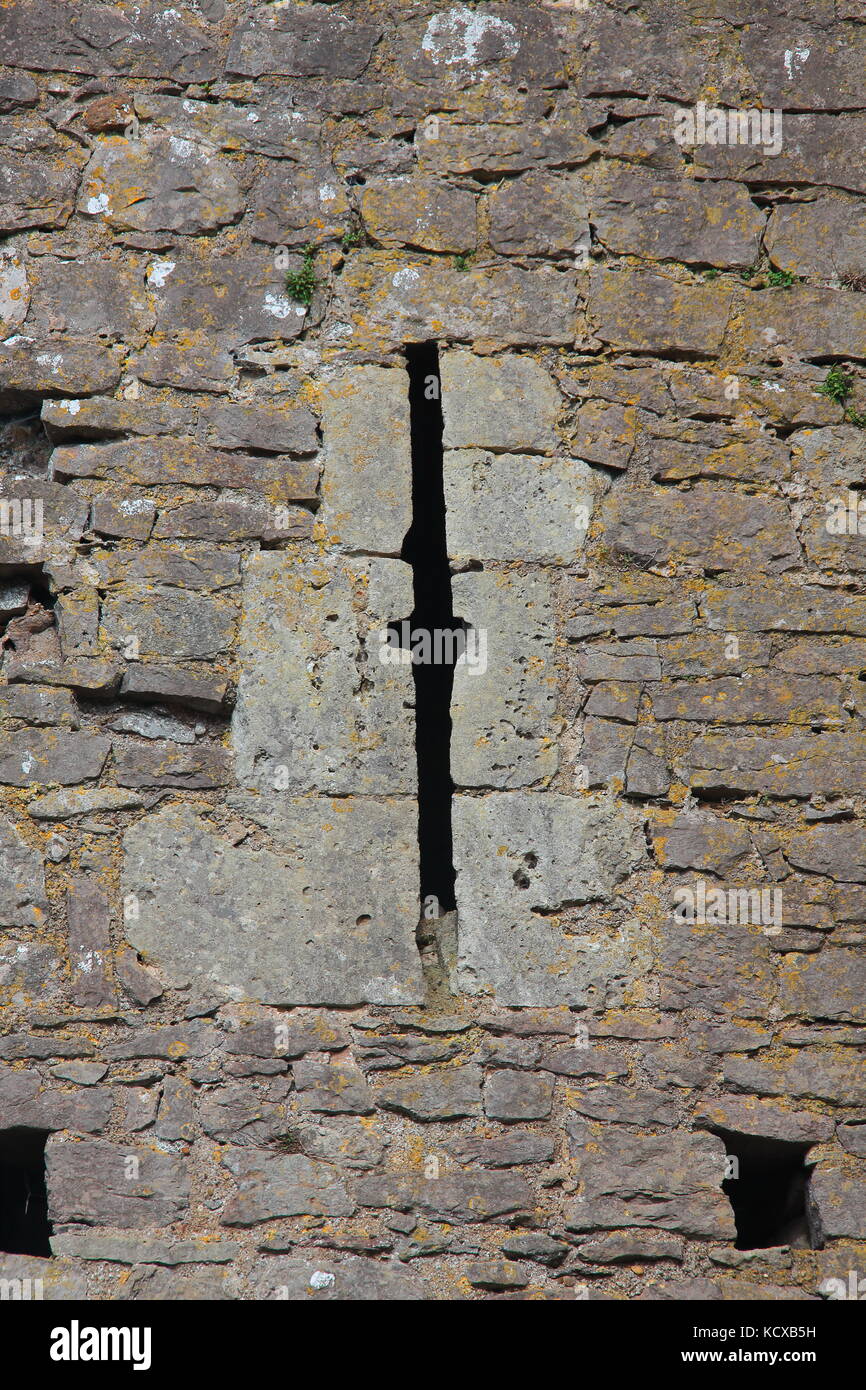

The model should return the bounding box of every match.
[123,800,424,1006]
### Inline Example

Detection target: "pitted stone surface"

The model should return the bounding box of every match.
[123,800,424,1007]
[231,550,416,796]
[453,793,647,1006]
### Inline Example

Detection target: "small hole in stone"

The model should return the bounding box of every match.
[0,1127,52,1256]
[356,914,371,926]
[718,1130,816,1250]
[513,869,530,889]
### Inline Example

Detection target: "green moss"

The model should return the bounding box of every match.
[818,365,854,404]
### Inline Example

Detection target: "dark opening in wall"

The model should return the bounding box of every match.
[391,342,465,912]
[718,1129,816,1250]
[0,564,56,661]
[0,1128,52,1257]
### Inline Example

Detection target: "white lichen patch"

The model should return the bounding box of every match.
[783,45,811,79]
[147,259,176,288]
[422,5,520,68]
[86,192,111,216]
[0,250,29,329]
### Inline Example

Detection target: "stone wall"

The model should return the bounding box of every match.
[0,0,864,1301]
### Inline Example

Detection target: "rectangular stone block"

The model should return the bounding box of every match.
[232,550,416,795]
[440,350,560,451]
[318,366,412,555]
[453,792,646,1006]
[46,1138,189,1229]
[444,450,597,563]
[123,798,424,1006]
[450,569,558,789]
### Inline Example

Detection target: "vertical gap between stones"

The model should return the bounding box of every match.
[398,342,462,916]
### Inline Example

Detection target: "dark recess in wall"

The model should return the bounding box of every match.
[719,1129,816,1251]
[392,342,466,912]
[0,1127,52,1257]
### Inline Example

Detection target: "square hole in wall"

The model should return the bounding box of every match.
[718,1129,817,1250]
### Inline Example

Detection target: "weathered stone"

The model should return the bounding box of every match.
[109,710,195,744]
[0,1254,85,1300]
[0,730,109,787]
[602,486,799,574]
[28,256,153,343]
[356,1171,533,1223]
[688,733,866,799]
[450,570,558,788]
[293,1060,374,1116]
[809,1166,866,1241]
[589,171,763,268]
[650,674,841,726]
[0,1066,112,1133]
[589,270,733,353]
[660,921,775,1018]
[123,800,424,1007]
[232,551,415,795]
[738,286,866,361]
[298,1119,389,1171]
[50,1062,107,1086]
[66,877,114,1009]
[27,788,144,820]
[106,1022,220,1062]
[576,1232,684,1264]
[120,665,227,714]
[115,947,164,1007]
[372,1066,482,1121]
[220,1149,353,1225]
[651,812,752,875]
[250,163,349,247]
[777,949,866,1024]
[765,194,866,279]
[136,94,321,160]
[198,404,318,456]
[0,813,47,926]
[46,1138,188,1228]
[694,113,866,194]
[51,1233,238,1265]
[361,176,476,254]
[335,253,581,348]
[444,450,597,563]
[53,439,318,494]
[693,1095,834,1146]
[147,254,313,350]
[488,168,588,257]
[566,1085,678,1128]
[484,1069,553,1121]
[453,793,646,1006]
[318,367,412,554]
[101,591,237,662]
[79,133,242,234]
[225,1015,350,1060]
[449,1132,555,1167]
[245,1254,421,1301]
[723,1051,866,1106]
[0,337,122,404]
[0,147,81,232]
[113,741,231,790]
[8,659,121,697]
[440,350,560,451]
[227,6,381,78]
[500,1233,568,1266]
[566,1130,734,1239]
[0,2,219,80]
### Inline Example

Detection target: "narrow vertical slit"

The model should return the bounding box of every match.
[398,342,461,913]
